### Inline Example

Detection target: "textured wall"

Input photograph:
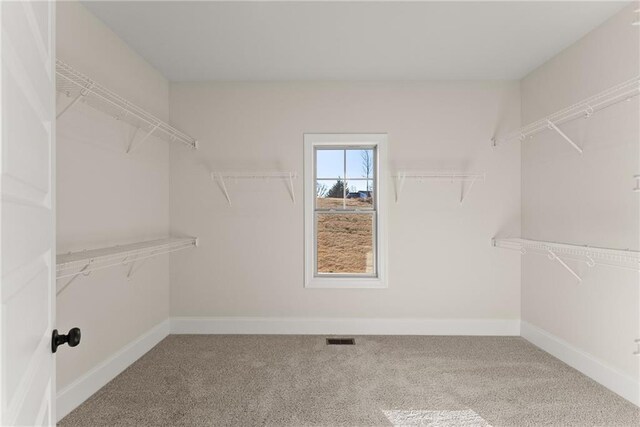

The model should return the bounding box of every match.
[56,1,170,391]
[169,81,521,320]
[521,2,640,379]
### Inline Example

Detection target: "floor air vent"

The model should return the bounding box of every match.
[326,338,355,345]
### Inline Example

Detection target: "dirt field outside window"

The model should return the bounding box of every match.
[316,197,374,274]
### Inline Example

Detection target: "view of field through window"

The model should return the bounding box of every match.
[315,148,376,275]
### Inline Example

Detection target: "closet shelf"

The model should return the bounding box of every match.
[56,59,198,150]
[392,171,485,203]
[491,75,640,152]
[493,237,640,281]
[211,171,297,206]
[56,237,198,291]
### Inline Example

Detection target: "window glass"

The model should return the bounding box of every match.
[346,149,374,179]
[314,146,377,275]
[316,179,345,209]
[316,213,374,274]
[316,149,344,179]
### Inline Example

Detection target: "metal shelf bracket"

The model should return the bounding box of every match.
[215,173,232,206]
[394,172,407,203]
[288,172,296,204]
[211,171,297,206]
[547,249,582,282]
[57,82,94,119]
[547,120,583,154]
[127,124,159,154]
[57,262,92,295]
[460,175,479,204]
[125,257,148,279]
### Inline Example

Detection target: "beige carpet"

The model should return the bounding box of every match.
[59,335,639,426]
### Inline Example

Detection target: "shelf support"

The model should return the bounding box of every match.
[394,173,406,203]
[547,249,582,282]
[288,172,296,204]
[126,258,148,279]
[460,175,478,204]
[126,127,140,153]
[57,82,93,119]
[56,262,91,295]
[216,173,232,206]
[127,123,159,154]
[547,120,583,154]
[633,339,640,356]
[633,175,640,192]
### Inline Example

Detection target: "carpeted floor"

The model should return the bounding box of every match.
[59,335,639,426]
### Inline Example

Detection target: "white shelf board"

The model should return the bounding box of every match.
[57,237,197,280]
[493,237,640,277]
[392,171,485,203]
[56,59,198,150]
[392,172,485,180]
[211,171,297,206]
[211,172,298,180]
[492,76,640,149]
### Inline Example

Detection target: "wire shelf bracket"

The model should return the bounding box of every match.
[211,171,297,206]
[546,119,583,154]
[56,237,198,294]
[392,172,485,203]
[491,76,640,150]
[56,59,198,151]
[492,237,640,281]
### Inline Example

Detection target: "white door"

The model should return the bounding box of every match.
[1,1,56,425]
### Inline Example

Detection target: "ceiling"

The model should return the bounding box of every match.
[82,1,630,82]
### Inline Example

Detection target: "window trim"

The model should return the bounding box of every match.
[304,134,388,289]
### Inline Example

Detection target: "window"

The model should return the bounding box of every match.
[304,134,387,288]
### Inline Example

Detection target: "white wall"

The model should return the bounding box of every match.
[56,1,170,393]
[520,1,639,387]
[169,81,521,324]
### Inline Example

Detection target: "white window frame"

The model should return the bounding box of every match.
[304,134,388,289]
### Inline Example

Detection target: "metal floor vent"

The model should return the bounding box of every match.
[326,338,355,345]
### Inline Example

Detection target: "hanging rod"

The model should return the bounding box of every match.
[492,237,640,281]
[56,237,198,294]
[211,171,297,206]
[492,75,640,150]
[392,171,485,203]
[55,59,198,150]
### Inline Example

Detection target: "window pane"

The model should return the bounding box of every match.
[316,213,374,274]
[316,179,346,209]
[346,149,374,179]
[345,180,373,208]
[316,149,344,179]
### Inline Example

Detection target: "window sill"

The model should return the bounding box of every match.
[305,277,387,289]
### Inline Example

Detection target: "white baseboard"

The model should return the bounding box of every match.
[521,321,639,407]
[56,319,170,422]
[170,316,521,336]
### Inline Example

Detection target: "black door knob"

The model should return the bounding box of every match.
[52,327,81,353]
